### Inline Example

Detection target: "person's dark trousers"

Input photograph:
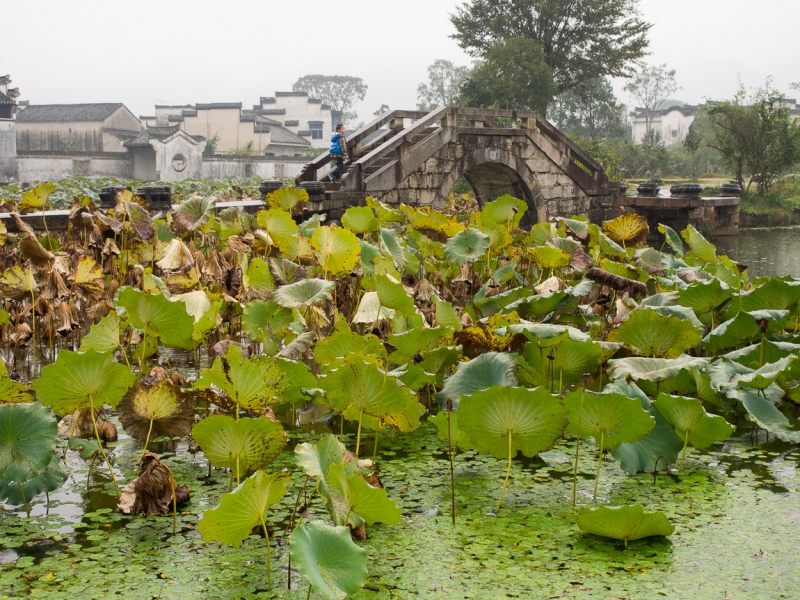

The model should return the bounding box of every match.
[330,157,344,182]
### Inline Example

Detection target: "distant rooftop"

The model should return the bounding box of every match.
[16,103,126,122]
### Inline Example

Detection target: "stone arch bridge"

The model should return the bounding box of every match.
[297,106,622,226]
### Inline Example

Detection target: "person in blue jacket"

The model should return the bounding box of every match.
[328,123,348,183]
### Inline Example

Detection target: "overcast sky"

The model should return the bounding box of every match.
[1,0,797,122]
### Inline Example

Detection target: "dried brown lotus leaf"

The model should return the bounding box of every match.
[20,236,55,268]
[156,239,194,271]
[40,270,70,301]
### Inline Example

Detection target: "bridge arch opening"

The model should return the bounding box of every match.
[448,161,538,228]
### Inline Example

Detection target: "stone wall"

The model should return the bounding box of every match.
[15,153,130,183]
[371,130,595,225]
[0,120,17,183]
[200,157,305,180]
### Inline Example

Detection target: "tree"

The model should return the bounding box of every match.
[550,78,628,141]
[292,75,368,124]
[705,83,800,194]
[458,38,558,113]
[624,64,680,137]
[417,60,472,111]
[450,0,651,93]
[683,124,701,178]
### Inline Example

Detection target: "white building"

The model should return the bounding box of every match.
[630,105,699,147]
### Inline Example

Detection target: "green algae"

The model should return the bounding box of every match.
[1,417,800,599]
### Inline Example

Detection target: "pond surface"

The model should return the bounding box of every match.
[718,227,800,279]
[1,414,799,599]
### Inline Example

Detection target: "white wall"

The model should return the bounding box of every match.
[200,158,304,180]
[631,109,696,147]
[15,155,130,182]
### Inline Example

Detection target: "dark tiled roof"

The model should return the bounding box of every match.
[103,128,142,141]
[15,103,126,122]
[271,126,310,146]
[276,91,308,97]
[258,109,286,115]
[195,103,242,110]
[155,104,194,109]
[168,115,184,122]
[139,115,156,120]
[0,91,15,105]
[0,75,10,85]
[297,130,312,137]
[260,97,276,104]
[126,125,204,147]
[284,120,299,127]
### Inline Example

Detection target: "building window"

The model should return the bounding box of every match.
[310,123,323,140]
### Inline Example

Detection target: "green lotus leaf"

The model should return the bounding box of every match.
[499,322,591,343]
[730,389,800,443]
[241,256,276,301]
[565,390,655,451]
[322,362,423,433]
[658,223,684,257]
[458,385,568,510]
[18,182,55,212]
[351,291,395,324]
[195,345,292,411]
[192,415,287,482]
[653,393,734,467]
[67,437,100,460]
[295,434,357,522]
[79,312,123,354]
[199,470,290,547]
[606,381,684,475]
[429,411,474,451]
[32,350,135,415]
[607,355,711,383]
[371,274,415,315]
[633,247,665,275]
[559,217,589,240]
[312,225,361,276]
[0,358,33,403]
[116,286,195,350]
[435,300,462,329]
[388,327,449,364]
[577,505,674,548]
[0,455,67,505]
[480,194,527,229]
[174,194,215,232]
[267,186,308,212]
[359,240,381,274]
[677,278,732,319]
[702,309,789,352]
[705,359,754,392]
[273,278,334,308]
[379,227,407,270]
[609,308,702,358]
[0,265,37,301]
[474,286,532,318]
[530,246,571,270]
[342,206,379,234]
[722,340,800,370]
[257,208,298,252]
[314,320,386,367]
[436,352,517,409]
[458,385,568,459]
[603,213,649,246]
[589,223,627,258]
[734,356,796,391]
[636,367,697,398]
[328,463,402,526]
[519,337,602,392]
[445,227,489,264]
[289,521,368,600]
[388,364,435,391]
[117,381,196,443]
[419,346,462,385]
[241,300,293,346]
[681,224,717,263]
[0,402,58,483]
[737,277,800,312]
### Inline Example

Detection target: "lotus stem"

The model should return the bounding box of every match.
[760,332,765,367]
[372,427,380,460]
[17,482,30,518]
[236,454,241,487]
[593,430,604,500]
[89,397,120,497]
[139,323,148,373]
[679,429,690,470]
[30,290,36,378]
[572,387,587,506]
[496,430,513,513]
[355,408,364,457]
[448,403,456,525]
[260,518,272,591]
[306,584,312,600]
[139,418,155,464]
[283,475,309,540]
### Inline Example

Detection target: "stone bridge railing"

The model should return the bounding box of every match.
[296,106,609,196]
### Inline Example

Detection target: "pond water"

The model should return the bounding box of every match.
[2,413,799,599]
[718,227,800,279]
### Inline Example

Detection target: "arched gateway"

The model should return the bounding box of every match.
[297,107,620,226]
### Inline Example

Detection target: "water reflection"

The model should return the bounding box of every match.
[717,227,800,278]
